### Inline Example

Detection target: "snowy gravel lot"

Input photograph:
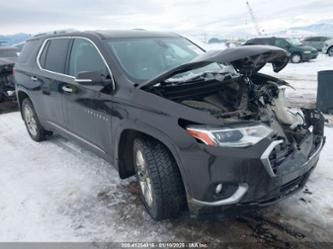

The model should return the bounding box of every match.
[0,54,332,247]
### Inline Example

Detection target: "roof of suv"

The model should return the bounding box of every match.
[30,30,181,41]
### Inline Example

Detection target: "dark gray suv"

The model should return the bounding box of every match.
[14,30,325,220]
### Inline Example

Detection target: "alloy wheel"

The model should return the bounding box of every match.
[23,104,38,137]
[328,48,333,57]
[291,54,301,63]
[135,149,154,207]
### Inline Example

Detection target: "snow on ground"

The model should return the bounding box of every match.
[0,54,333,245]
[1,112,333,244]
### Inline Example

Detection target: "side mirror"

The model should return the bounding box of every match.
[75,71,105,86]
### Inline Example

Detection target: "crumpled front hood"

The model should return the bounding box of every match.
[139,45,289,89]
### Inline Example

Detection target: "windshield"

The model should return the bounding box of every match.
[106,37,223,83]
[286,38,302,46]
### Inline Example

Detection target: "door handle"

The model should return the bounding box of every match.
[31,76,38,81]
[62,85,73,93]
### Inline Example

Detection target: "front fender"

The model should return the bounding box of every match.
[112,116,191,195]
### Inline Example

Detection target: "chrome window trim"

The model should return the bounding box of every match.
[36,36,116,90]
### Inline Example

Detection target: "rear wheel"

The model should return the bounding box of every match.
[328,47,333,57]
[21,98,50,141]
[291,53,302,63]
[133,137,186,220]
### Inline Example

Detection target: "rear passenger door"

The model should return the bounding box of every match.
[37,38,72,127]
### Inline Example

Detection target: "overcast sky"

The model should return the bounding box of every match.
[1,0,332,35]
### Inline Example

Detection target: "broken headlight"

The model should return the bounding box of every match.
[186,124,273,147]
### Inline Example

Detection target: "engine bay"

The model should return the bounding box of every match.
[146,71,324,155]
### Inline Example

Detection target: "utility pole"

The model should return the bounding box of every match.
[246,1,262,36]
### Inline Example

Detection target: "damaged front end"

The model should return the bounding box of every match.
[140,45,325,217]
[0,58,16,102]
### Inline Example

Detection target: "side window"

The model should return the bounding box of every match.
[43,38,71,74]
[260,39,271,45]
[252,39,262,44]
[267,39,275,45]
[249,39,270,45]
[274,39,289,48]
[305,37,315,42]
[68,39,107,77]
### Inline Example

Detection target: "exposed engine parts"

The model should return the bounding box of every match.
[147,71,323,150]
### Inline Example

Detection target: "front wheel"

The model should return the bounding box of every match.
[133,138,186,220]
[290,53,302,63]
[21,98,50,141]
[328,47,333,57]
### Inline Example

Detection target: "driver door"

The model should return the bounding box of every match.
[62,38,112,155]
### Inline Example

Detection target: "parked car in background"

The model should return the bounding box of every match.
[322,38,333,56]
[245,37,318,63]
[14,30,325,220]
[0,46,20,60]
[302,36,331,51]
[0,46,18,102]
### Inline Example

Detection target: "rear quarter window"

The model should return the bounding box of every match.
[245,39,257,45]
[38,40,50,68]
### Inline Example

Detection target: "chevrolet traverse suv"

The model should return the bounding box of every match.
[15,30,325,220]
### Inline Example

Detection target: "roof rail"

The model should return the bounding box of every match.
[33,29,79,38]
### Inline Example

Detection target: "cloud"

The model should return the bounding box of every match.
[0,0,332,35]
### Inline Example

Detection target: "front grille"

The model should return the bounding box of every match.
[257,172,310,205]
[268,142,292,175]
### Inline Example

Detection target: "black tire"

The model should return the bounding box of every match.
[328,47,333,57]
[21,98,50,141]
[290,53,302,63]
[133,137,186,220]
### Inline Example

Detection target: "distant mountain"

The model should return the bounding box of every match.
[272,22,333,38]
[0,33,31,46]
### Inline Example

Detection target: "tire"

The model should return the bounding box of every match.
[290,53,302,63]
[328,47,333,57]
[21,98,50,141]
[133,137,186,220]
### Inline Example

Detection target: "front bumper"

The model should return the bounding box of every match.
[181,110,325,218]
[302,51,318,60]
